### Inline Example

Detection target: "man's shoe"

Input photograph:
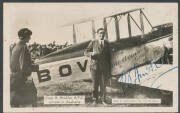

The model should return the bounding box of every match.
[92,100,98,105]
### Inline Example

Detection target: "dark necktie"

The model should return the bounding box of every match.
[101,40,104,48]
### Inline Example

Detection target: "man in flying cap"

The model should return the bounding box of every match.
[10,28,38,107]
[84,28,111,105]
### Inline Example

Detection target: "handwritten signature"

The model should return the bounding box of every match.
[119,63,162,84]
[118,63,178,92]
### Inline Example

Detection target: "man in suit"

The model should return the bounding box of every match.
[10,28,38,107]
[84,28,111,105]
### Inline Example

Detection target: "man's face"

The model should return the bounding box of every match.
[25,35,31,43]
[97,30,105,40]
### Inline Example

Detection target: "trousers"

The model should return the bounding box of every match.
[90,68,108,101]
[10,72,37,107]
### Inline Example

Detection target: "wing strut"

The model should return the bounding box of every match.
[73,24,77,44]
[127,13,132,38]
[141,10,153,29]
[103,18,109,40]
[140,10,145,38]
[128,14,142,32]
[114,16,120,41]
[91,20,96,39]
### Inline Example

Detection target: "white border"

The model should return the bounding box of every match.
[3,3,178,112]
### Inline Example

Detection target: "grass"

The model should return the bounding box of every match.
[35,79,172,107]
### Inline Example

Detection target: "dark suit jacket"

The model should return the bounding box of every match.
[84,39,111,76]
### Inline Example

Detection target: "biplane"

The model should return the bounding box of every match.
[32,8,174,92]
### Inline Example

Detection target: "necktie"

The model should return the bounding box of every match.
[101,40,103,48]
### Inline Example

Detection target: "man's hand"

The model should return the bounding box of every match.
[25,76,33,84]
[31,64,39,72]
[91,52,95,56]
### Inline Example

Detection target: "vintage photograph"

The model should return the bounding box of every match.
[3,3,178,112]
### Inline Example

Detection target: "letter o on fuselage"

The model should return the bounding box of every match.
[59,64,72,77]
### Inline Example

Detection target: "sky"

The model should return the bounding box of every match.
[3,3,177,45]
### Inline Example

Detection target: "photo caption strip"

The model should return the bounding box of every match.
[44,96,85,104]
[112,99,161,104]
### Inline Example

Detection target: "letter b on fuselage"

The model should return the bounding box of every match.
[37,69,51,83]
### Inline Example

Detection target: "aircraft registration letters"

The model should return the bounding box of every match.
[32,57,91,87]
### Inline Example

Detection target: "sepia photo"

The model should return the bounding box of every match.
[3,3,178,112]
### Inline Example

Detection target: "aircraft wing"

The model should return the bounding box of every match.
[62,8,143,27]
[32,22,174,91]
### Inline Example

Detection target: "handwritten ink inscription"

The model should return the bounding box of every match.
[118,63,178,91]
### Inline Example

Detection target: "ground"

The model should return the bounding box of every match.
[36,78,172,107]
